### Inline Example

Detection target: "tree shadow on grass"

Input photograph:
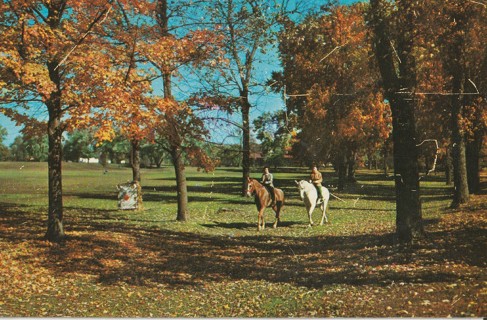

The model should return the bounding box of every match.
[0,202,46,243]
[65,221,484,288]
[141,183,242,196]
[1,195,485,291]
[67,192,116,201]
[201,220,302,230]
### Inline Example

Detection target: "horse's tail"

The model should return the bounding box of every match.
[276,188,285,206]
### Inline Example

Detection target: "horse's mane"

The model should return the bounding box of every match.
[249,178,264,187]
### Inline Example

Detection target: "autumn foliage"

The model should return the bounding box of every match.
[276,4,391,187]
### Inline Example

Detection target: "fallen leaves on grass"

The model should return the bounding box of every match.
[0,195,486,317]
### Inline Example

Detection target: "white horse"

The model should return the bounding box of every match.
[295,180,330,226]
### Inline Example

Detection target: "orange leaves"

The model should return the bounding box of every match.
[0,0,223,157]
[305,85,332,121]
[94,123,116,144]
[186,146,218,172]
[140,29,225,75]
[20,63,56,100]
[278,3,391,161]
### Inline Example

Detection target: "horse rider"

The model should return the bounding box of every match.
[310,165,325,204]
[261,166,276,206]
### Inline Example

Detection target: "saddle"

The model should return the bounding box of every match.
[264,185,276,207]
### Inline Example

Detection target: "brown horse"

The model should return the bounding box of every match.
[246,177,285,230]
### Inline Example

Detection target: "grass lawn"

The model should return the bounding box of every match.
[0,162,485,317]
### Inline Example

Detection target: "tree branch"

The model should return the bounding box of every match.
[54,4,112,70]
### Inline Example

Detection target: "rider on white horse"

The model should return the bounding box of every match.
[310,165,325,204]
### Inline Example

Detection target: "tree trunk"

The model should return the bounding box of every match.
[383,144,389,177]
[45,109,65,242]
[442,4,470,207]
[445,146,454,185]
[155,156,163,168]
[131,140,141,182]
[100,151,108,172]
[369,0,423,244]
[451,131,469,207]
[157,0,190,221]
[45,2,65,242]
[241,98,251,196]
[336,152,347,191]
[390,95,423,243]
[466,131,482,194]
[450,76,469,207]
[171,146,189,221]
[347,150,357,183]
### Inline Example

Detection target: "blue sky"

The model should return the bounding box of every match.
[0,0,361,147]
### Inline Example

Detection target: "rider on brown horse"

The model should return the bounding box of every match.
[246,176,285,230]
[261,166,276,206]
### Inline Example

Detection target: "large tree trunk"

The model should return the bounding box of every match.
[45,59,65,242]
[45,2,65,242]
[442,3,470,207]
[171,146,189,221]
[46,109,65,242]
[369,0,424,244]
[390,95,423,243]
[449,56,469,207]
[241,97,251,196]
[466,131,482,194]
[131,139,141,182]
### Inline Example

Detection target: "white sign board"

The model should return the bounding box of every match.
[117,181,139,210]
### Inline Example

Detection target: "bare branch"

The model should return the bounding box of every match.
[54,5,112,70]
[390,40,402,64]
[416,139,439,181]
[200,116,245,130]
[319,43,347,63]
[468,0,487,7]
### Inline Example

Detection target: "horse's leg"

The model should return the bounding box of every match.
[308,203,315,226]
[319,190,330,225]
[257,204,265,230]
[257,208,266,231]
[320,196,329,225]
[272,202,281,229]
[257,211,262,231]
